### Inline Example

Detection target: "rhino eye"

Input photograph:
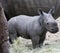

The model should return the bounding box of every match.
[47,23,49,25]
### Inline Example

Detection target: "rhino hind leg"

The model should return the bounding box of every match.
[9,31,17,44]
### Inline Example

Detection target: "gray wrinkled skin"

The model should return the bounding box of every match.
[0,0,60,20]
[8,9,59,48]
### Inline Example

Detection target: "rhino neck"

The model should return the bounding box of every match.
[38,15,44,27]
[37,15,47,34]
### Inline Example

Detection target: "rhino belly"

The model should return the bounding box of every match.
[16,23,30,39]
[17,31,30,39]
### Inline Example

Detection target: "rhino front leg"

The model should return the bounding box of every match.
[31,35,40,49]
[39,35,46,47]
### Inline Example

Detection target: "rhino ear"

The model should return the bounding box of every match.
[38,8,43,15]
[48,6,55,14]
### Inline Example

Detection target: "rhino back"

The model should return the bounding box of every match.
[9,15,40,38]
[14,15,39,33]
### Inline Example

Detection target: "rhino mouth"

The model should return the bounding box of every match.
[50,27,59,33]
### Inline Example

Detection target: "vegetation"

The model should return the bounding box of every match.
[10,37,60,53]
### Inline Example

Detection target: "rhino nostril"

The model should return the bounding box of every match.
[51,29,54,31]
[51,27,58,31]
[53,23,57,26]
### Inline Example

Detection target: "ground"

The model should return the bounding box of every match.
[10,17,60,53]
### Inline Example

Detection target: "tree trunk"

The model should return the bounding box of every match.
[0,3,10,53]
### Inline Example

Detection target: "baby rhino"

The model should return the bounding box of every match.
[8,7,59,48]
